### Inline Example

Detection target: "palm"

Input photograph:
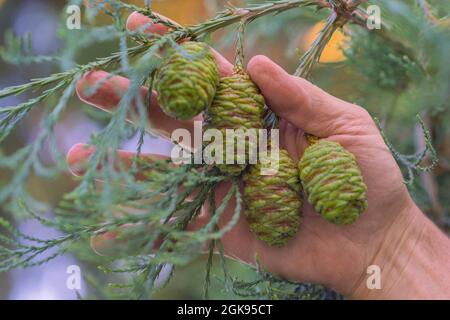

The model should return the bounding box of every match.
[213,117,410,294]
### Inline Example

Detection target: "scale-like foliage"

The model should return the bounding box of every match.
[0,0,447,300]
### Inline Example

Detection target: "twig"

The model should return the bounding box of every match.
[416,0,439,25]
[414,113,445,225]
[234,21,247,73]
[0,44,148,100]
[294,11,342,78]
[375,115,438,186]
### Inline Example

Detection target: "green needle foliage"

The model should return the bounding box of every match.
[0,0,447,299]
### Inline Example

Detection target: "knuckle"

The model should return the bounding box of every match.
[247,55,270,73]
[352,105,372,123]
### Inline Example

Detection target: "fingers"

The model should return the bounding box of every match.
[66,143,95,175]
[66,143,168,179]
[247,55,373,138]
[126,11,234,76]
[126,11,175,36]
[91,215,210,257]
[66,143,201,201]
[67,143,209,257]
[76,70,196,140]
[76,11,234,146]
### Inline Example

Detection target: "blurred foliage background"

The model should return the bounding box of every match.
[0,0,449,299]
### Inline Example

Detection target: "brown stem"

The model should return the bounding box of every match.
[414,113,445,226]
[416,0,439,25]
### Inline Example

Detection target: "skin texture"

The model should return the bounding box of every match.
[68,12,450,299]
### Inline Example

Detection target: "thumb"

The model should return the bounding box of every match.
[247,55,370,137]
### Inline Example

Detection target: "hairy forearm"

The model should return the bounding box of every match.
[352,202,450,299]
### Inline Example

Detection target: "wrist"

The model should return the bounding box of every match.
[351,200,450,299]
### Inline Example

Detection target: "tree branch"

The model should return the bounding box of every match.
[416,0,439,24]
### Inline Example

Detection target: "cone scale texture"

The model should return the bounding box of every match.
[243,149,303,247]
[299,140,368,225]
[156,42,219,120]
[204,73,265,176]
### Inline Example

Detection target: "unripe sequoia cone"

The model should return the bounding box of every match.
[204,73,264,176]
[156,42,219,120]
[298,140,368,225]
[243,149,303,247]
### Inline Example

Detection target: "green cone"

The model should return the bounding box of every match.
[243,149,303,247]
[204,73,264,176]
[298,140,368,225]
[156,42,219,120]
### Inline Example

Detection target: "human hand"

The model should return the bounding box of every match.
[67,12,450,299]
